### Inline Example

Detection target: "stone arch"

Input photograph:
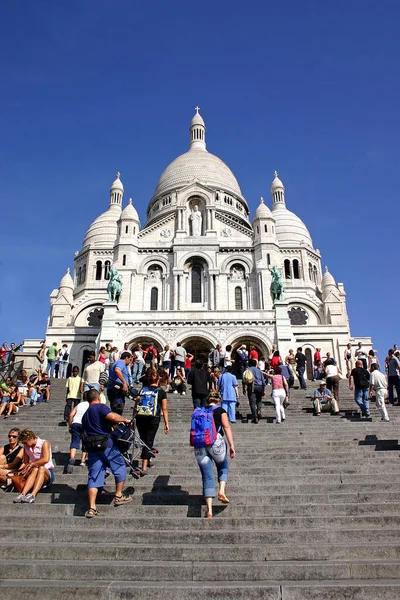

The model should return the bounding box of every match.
[138,255,170,275]
[225,329,274,362]
[179,189,211,207]
[176,334,214,365]
[73,300,106,326]
[178,250,214,270]
[124,331,167,356]
[220,254,253,274]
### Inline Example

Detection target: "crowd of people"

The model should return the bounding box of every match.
[1,338,399,517]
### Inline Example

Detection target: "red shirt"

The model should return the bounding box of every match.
[249,349,258,361]
[314,351,321,364]
[271,356,280,369]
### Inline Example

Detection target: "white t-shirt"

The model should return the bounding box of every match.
[325,364,338,377]
[370,370,387,390]
[161,350,172,362]
[223,351,232,367]
[83,361,105,384]
[258,360,266,371]
[175,347,187,362]
[134,350,144,364]
[355,346,366,359]
[72,401,89,425]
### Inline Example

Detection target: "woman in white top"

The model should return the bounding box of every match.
[160,345,173,372]
[344,343,353,378]
[66,399,90,473]
[132,344,145,384]
[324,360,342,405]
[368,350,380,371]
[13,429,54,503]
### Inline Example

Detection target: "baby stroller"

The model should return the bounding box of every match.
[105,380,156,479]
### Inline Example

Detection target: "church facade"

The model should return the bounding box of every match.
[40,109,371,375]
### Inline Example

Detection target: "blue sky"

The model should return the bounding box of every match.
[1,0,399,358]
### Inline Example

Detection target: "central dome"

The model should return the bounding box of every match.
[153,147,242,199]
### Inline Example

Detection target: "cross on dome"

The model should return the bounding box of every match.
[116,171,121,179]
[274,170,278,178]
[195,106,200,114]
[260,197,264,203]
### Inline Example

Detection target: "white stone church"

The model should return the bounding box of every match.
[30,108,371,376]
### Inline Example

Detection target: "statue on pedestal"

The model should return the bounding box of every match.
[269,265,285,302]
[107,267,123,303]
[189,205,202,236]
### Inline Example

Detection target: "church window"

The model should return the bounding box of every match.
[81,264,86,283]
[267,253,271,266]
[288,306,309,325]
[95,261,102,280]
[133,227,136,234]
[87,307,104,327]
[257,226,259,234]
[122,255,126,266]
[191,265,202,303]
[313,265,318,283]
[77,267,81,285]
[264,224,268,233]
[125,226,128,234]
[272,226,274,233]
[293,259,300,279]
[150,287,158,311]
[284,259,291,279]
[308,262,313,280]
[235,286,243,310]
[104,261,111,280]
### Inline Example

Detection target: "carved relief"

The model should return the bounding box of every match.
[160,229,171,238]
[222,228,232,237]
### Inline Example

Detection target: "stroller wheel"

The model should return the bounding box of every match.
[130,468,140,480]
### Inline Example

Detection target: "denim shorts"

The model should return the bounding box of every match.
[87,444,126,489]
[42,469,55,489]
[70,423,83,450]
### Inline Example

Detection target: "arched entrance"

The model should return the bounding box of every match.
[179,336,212,365]
[127,337,163,356]
[305,348,314,380]
[229,336,269,377]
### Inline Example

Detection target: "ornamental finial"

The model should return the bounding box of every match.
[194,106,200,114]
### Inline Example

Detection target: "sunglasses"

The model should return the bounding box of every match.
[8,435,18,438]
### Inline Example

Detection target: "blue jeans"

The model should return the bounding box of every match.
[87,444,126,489]
[84,383,100,392]
[193,394,207,409]
[132,361,144,383]
[194,439,229,497]
[59,361,68,378]
[297,367,307,389]
[46,360,55,377]
[388,375,400,404]
[221,400,236,423]
[354,388,370,415]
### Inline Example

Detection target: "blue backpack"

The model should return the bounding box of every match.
[137,387,159,417]
[190,406,218,448]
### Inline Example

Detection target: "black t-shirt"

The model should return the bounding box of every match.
[3,443,22,465]
[295,352,306,368]
[189,369,211,397]
[351,367,370,389]
[213,406,226,437]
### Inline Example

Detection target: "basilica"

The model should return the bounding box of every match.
[38,109,370,375]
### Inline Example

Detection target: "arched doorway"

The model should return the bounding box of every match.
[230,336,269,376]
[127,337,163,357]
[179,336,212,366]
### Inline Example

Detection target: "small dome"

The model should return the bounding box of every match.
[59,268,74,289]
[190,113,205,127]
[121,198,139,221]
[270,170,284,193]
[253,197,273,220]
[272,203,313,247]
[111,172,124,193]
[322,266,337,288]
[82,204,121,248]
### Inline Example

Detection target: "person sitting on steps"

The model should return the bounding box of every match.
[12,428,55,504]
[313,381,340,416]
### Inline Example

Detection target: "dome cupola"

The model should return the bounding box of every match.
[59,268,74,290]
[120,198,140,222]
[189,106,206,150]
[270,170,285,207]
[82,173,123,248]
[253,196,273,220]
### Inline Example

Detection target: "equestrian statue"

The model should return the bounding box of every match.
[269,265,285,303]
[107,267,123,303]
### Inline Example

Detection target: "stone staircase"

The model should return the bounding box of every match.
[1,377,400,599]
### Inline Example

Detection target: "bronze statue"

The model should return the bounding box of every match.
[269,265,285,302]
[107,267,123,303]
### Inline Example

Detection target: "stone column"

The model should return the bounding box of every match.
[173,274,179,310]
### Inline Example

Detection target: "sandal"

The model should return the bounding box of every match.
[205,512,213,519]
[218,493,230,504]
[114,494,133,506]
[85,508,100,518]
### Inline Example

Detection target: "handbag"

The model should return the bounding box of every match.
[9,472,27,493]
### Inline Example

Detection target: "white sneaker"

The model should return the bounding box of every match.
[24,493,35,503]
[173,391,178,394]
[182,392,186,395]
[13,494,26,503]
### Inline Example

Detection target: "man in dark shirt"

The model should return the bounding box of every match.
[36,373,51,401]
[295,347,307,390]
[188,360,211,408]
[247,359,266,423]
[349,360,370,417]
[82,389,132,518]
[0,428,24,484]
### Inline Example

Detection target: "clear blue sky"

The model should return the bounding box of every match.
[1,0,399,358]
